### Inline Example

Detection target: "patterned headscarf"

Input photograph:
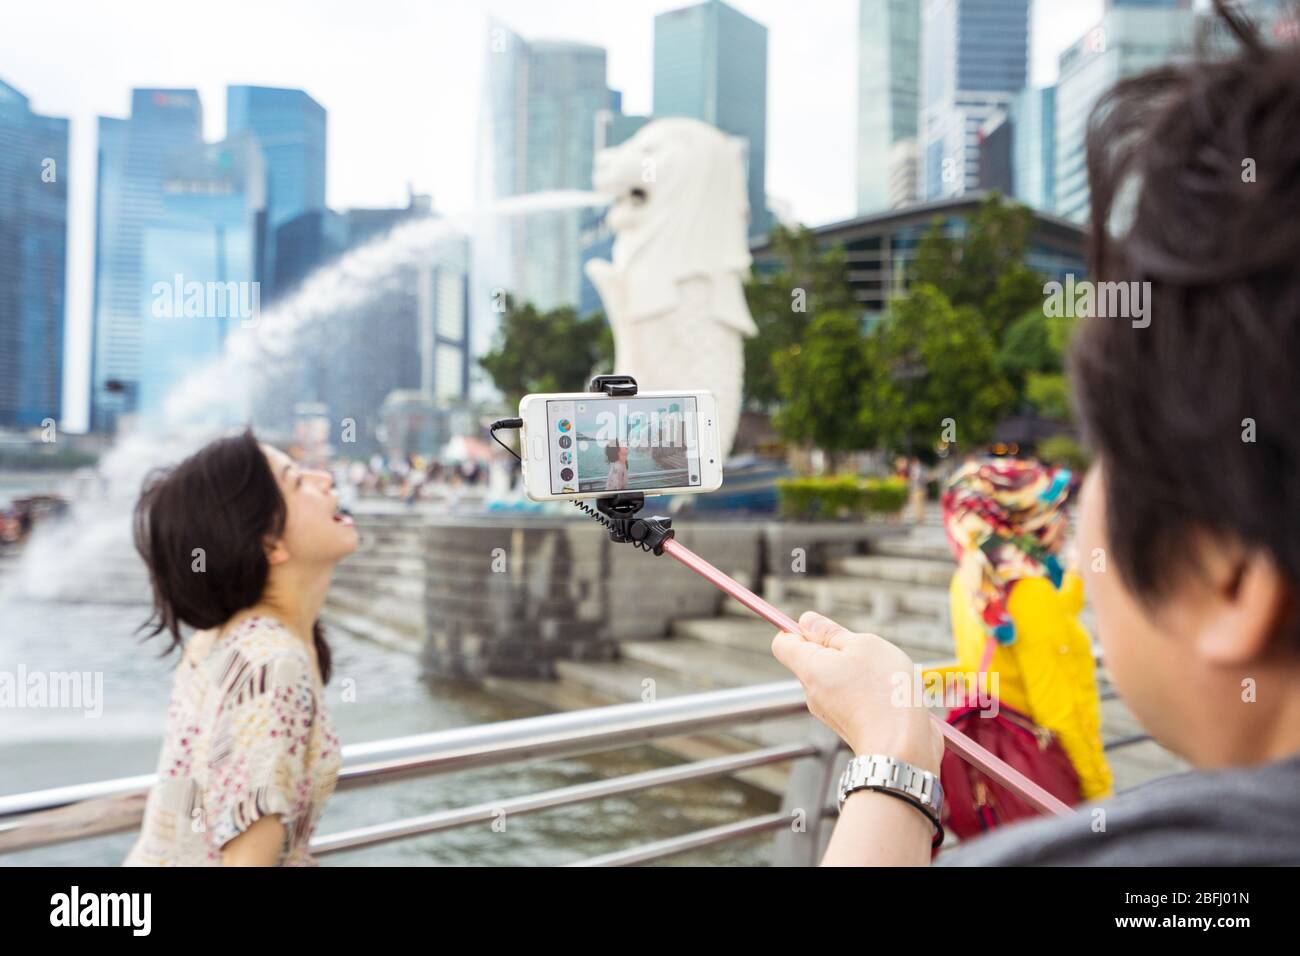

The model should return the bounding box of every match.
[941,458,1072,646]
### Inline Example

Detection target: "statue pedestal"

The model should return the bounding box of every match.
[422,514,763,680]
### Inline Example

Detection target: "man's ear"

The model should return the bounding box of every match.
[1192,540,1292,666]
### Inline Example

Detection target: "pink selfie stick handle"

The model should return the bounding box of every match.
[660,537,1073,818]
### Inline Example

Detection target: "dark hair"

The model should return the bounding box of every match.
[1071,1,1300,628]
[133,428,332,682]
[604,442,623,463]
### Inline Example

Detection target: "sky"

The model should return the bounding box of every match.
[1,0,1106,433]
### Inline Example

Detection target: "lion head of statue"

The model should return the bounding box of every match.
[591,117,755,330]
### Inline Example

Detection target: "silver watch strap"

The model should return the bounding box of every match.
[838,753,943,819]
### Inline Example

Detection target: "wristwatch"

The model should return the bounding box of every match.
[837,754,945,845]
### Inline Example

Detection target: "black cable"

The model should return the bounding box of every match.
[488,418,523,461]
[571,498,618,533]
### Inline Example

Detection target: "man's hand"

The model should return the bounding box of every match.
[772,610,943,775]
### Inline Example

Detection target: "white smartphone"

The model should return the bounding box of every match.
[518,389,724,501]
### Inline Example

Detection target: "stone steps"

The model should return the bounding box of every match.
[335,552,426,576]
[331,567,424,601]
[672,612,954,661]
[769,574,950,620]
[869,535,953,564]
[325,587,424,638]
[620,636,792,690]
[319,604,423,655]
[829,554,954,587]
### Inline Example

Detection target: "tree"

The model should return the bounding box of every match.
[998,310,1078,419]
[772,310,876,473]
[478,298,614,409]
[997,310,1060,394]
[869,283,1014,458]
[744,225,858,411]
[908,192,1045,340]
[1025,371,1073,422]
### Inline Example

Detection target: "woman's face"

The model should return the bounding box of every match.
[261,444,358,566]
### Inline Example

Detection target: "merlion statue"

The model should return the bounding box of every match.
[585,117,757,459]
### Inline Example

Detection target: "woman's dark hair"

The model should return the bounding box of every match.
[604,442,623,463]
[134,428,332,682]
[1072,1,1300,627]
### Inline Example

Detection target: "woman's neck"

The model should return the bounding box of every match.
[242,565,333,646]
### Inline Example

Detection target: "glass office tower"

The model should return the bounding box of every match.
[90,89,203,432]
[1054,3,1195,222]
[480,23,614,313]
[857,0,921,214]
[226,86,325,229]
[227,85,327,299]
[0,79,68,429]
[1010,85,1055,212]
[653,0,771,236]
[136,132,265,418]
[920,0,1029,201]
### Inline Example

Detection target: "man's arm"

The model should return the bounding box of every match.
[822,786,937,866]
[771,611,945,866]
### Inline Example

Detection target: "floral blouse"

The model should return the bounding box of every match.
[124,615,341,866]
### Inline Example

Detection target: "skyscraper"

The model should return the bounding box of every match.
[920,0,1030,201]
[136,132,265,417]
[653,0,771,235]
[480,24,614,313]
[857,0,921,214]
[91,89,203,432]
[977,110,1012,195]
[1010,85,1055,212]
[1054,2,1195,222]
[226,86,326,229]
[227,85,327,299]
[0,79,68,430]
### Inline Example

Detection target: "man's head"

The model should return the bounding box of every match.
[1072,1,1300,766]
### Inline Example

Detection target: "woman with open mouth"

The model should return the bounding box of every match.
[123,429,358,866]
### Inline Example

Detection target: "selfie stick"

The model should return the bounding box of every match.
[500,375,1073,818]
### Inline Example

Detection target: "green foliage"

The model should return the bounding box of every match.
[478,298,615,409]
[1037,434,1090,472]
[997,310,1061,392]
[1025,371,1073,422]
[868,284,1014,456]
[908,193,1045,339]
[996,307,1080,416]
[749,194,1070,464]
[778,475,908,521]
[771,310,876,469]
[744,225,858,410]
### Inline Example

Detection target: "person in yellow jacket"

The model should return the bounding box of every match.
[924,458,1113,801]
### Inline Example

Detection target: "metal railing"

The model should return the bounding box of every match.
[0,675,1152,866]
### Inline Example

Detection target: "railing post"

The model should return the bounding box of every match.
[772,723,844,866]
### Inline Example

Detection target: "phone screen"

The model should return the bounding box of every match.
[545,395,701,495]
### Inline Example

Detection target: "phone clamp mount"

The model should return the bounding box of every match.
[581,375,675,556]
